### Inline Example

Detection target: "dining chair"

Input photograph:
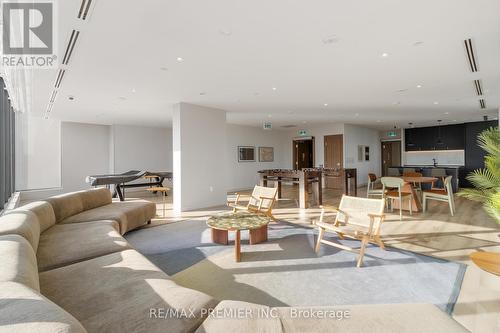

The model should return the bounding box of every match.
[367,173,384,198]
[431,168,447,190]
[403,171,423,198]
[422,175,455,216]
[381,177,413,220]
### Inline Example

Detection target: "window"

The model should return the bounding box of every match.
[0,77,15,210]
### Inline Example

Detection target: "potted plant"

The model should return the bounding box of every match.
[458,127,500,277]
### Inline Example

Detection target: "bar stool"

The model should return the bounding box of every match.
[146,186,169,217]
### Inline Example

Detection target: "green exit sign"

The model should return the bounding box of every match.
[387,131,398,137]
[298,129,307,136]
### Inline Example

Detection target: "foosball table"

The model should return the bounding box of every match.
[258,169,322,209]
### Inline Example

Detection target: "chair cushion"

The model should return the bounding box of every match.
[60,200,156,234]
[0,235,39,292]
[0,211,40,251]
[46,192,85,223]
[40,249,218,333]
[385,191,412,198]
[195,300,281,333]
[37,221,130,272]
[0,281,87,333]
[276,303,468,332]
[6,201,56,233]
[423,189,448,196]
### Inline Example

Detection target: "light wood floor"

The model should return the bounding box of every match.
[135,185,500,333]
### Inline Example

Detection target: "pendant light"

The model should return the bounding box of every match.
[436,120,444,146]
[406,122,415,146]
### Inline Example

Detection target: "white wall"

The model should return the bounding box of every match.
[343,124,381,186]
[111,125,172,173]
[173,103,227,211]
[61,122,111,192]
[283,123,344,168]
[15,114,61,190]
[20,121,171,200]
[226,124,288,191]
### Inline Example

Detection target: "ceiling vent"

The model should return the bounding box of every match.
[78,0,93,20]
[54,69,66,88]
[473,79,483,96]
[62,30,80,65]
[464,38,478,72]
[281,125,297,128]
[49,90,58,103]
[479,99,486,109]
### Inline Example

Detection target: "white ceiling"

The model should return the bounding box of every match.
[31,0,500,130]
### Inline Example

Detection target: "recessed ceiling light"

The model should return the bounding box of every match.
[453,119,457,122]
[444,112,449,115]
[118,96,127,100]
[416,85,422,88]
[396,89,408,93]
[413,41,424,46]
[322,35,339,44]
[131,88,136,93]
[376,120,381,123]
[68,95,75,101]
[272,87,277,91]
[323,103,328,107]
[433,101,439,105]
[392,101,401,105]
[355,113,359,117]
[219,29,232,36]
[176,57,184,62]
[381,52,389,57]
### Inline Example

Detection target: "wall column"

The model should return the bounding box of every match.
[173,103,227,212]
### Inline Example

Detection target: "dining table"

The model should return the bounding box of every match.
[391,176,438,212]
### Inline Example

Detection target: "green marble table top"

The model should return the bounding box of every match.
[207,211,271,231]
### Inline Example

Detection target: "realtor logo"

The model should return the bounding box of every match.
[2,0,57,68]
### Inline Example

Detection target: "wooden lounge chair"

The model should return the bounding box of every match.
[315,195,386,267]
[228,185,278,221]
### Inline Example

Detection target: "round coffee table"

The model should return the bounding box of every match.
[207,211,271,262]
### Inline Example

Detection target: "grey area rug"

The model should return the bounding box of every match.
[125,220,466,314]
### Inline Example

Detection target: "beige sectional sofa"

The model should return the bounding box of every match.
[0,189,469,333]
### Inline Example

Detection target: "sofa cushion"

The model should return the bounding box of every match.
[0,235,40,292]
[40,249,218,333]
[195,300,282,333]
[6,201,56,233]
[0,281,87,333]
[79,188,112,211]
[46,192,84,223]
[60,200,156,234]
[37,220,130,272]
[0,211,40,251]
[276,304,469,333]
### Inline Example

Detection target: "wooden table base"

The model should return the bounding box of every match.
[210,225,268,262]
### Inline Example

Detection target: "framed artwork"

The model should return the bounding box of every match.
[238,146,255,162]
[357,145,364,162]
[365,146,370,161]
[259,147,274,162]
